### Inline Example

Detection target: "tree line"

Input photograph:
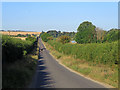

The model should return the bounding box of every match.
[40,21,119,44]
[75,21,119,44]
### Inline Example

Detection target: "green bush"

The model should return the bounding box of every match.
[26,36,37,53]
[16,34,26,37]
[58,35,71,44]
[41,33,51,42]
[47,36,53,40]
[26,36,36,42]
[2,35,37,63]
[47,40,118,66]
[2,35,38,88]
[103,29,119,43]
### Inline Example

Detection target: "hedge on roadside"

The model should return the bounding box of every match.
[47,40,118,66]
[2,35,37,63]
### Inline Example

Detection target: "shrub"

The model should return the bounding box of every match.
[16,34,26,37]
[2,35,38,88]
[2,35,37,63]
[47,36,53,40]
[26,36,36,42]
[103,29,119,43]
[58,35,71,44]
[41,33,51,42]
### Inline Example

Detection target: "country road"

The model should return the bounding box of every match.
[29,38,109,88]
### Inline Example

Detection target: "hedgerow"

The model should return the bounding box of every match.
[2,35,37,63]
[47,40,118,66]
[40,33,51,42]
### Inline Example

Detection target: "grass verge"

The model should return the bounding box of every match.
[43,41,118,88]
[2,40,39,88]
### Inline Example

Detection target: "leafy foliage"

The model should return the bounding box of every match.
[58,35,71,44]
[103,29,119,42]
[26,34,31,37]
[40,33,51,42]
[26,36,36,42]
[75,21,97,44]
[47,36,53,40]
[95,27,107,43]
[47,40,118,66]
[16,34,26,37]
[47,30,58,38]
[2,35,37,63]
[47,30,76,38]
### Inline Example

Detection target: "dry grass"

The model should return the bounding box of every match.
[1,31,41,35]
[13,37,27,40]
[43,41,118,88]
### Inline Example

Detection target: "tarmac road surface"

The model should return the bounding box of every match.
[29,38,110,89]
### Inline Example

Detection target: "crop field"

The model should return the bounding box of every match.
[13,37,26,40]
[1,31,41,35]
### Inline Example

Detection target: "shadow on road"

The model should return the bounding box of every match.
[29,39,54,88]
[30,55,54,88]
[36,59,54,88]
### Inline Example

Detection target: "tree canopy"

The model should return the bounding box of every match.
[75,21,97,44]
[103,29,119,42]
[47,30,75,38]
[95,27,106,43]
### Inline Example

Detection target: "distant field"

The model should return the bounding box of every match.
[13,37,26,40]
[1,31,41,35]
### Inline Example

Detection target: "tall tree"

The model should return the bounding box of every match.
[46,30,75,38]
[47,30,58,38]
[75,21,97,44]
[95,27,106,43]
[103,28,119,42]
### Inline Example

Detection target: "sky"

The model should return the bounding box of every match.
[2,2,118,32]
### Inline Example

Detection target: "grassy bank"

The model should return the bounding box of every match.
[43,41,118,88]
[2,36,39,88]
